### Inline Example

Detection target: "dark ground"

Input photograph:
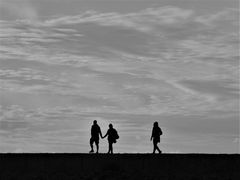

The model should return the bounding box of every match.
[0,154,239,180]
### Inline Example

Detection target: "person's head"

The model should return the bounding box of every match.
[93,120,97,125]
[109,123,113,129]
[153,121,158,127]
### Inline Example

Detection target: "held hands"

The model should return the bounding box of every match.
[101,134,106,139]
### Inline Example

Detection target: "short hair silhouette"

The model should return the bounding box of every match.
[103,123,119,154]
[150,121,162,154]
[89,120,102,154]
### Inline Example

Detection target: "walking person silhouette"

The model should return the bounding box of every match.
[150,121,163,154]
[89,120,103,154]
[103,124,119,154]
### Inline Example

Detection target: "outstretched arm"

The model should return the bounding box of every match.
[102,131,108,139]
[150,128,153,141]
[99,128,103,138]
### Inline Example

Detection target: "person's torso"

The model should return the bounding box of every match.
[153,127,161,138]
[91,125,100,138]
[107,128,116,139]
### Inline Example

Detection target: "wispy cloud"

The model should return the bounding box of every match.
[0,3,239,153]
[0,0,38,21]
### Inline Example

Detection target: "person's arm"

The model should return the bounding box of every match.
[99,128,103,138]
[102,130,108,139]
[150,128,153,141]
[91,126,93,137]
[159,128,162,135]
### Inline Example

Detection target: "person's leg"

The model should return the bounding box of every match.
[156,143,161,154]
[110,142,113,154]
[96,141,99,153]
[90,138,94,152]
[107,141,110,153]
[153,142,156,154]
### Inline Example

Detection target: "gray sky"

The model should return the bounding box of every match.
[0,0,239,153]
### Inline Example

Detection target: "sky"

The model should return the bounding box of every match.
[0,0,239,153]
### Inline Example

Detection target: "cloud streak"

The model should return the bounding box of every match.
[0,3,239,153]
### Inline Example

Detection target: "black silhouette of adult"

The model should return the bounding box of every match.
[89,120,102,153]
[150,121,163,154]
[103,124,119,154]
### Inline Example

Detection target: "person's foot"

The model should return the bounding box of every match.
[96,151,99,154]
[159,150,162,154]
[89,150,94,153]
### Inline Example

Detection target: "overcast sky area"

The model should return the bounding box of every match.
[0,0,239,153]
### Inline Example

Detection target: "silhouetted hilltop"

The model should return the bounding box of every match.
[0,154,239,180]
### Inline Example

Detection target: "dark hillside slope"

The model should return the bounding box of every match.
[0,154,239,180]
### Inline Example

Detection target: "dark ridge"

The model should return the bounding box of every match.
[0,153,239,180]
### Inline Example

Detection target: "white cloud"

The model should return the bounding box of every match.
[195,8,239,27]
[0,68,50,80]
[0,4,239,153]
[43,6,194,33]
[0,0,38,21]
[0,105,25,121]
